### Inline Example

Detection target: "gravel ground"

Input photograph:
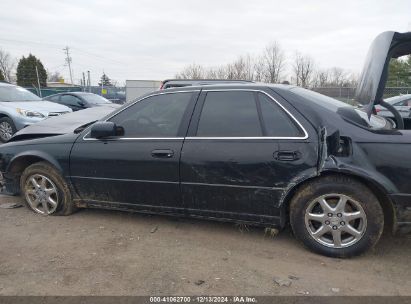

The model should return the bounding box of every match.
[0,194,410,296]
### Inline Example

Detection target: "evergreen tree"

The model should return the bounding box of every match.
[387,55,411,87]
[0,69,4,81]
[98,73,113,86]
[16,54,47,87]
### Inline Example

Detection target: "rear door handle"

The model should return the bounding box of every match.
[273,151,301,161]
[151,149,174,158]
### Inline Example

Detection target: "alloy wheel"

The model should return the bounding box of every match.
[304,194,367,248]
[24,174,59,215]
[0,122,13,141]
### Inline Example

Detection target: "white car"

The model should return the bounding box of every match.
[0,82,72,142]
[375,94,411,118]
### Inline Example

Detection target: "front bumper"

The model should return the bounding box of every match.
[13,116,44,131]
[14,112,71,131]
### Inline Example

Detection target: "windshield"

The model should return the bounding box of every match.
[80,93,111,104]
[290,87,389,130]
[0,86,42,102]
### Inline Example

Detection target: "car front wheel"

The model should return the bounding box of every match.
[0,117,17,142]
[290,175,384,258]
[20,161,76,216]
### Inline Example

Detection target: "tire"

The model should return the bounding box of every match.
[20,161,76,216]
[289,175,384,258]
[0,117,17,142]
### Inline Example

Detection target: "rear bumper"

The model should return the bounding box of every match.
[389,194,411,234]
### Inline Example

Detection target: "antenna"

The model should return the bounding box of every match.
[63,46,74,85]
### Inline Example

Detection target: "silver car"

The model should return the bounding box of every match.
[375,94,411,118]
[0,82,72,142]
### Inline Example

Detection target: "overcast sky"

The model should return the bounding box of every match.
[1,0,410,85]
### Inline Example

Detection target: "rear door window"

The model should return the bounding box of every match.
[196,91,262,137]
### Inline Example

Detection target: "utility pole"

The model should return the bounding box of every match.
[82,72,86,92]
[87,70,91,92]
[101,71,104,96]
[35,65,42,97]
[63,46,74,85]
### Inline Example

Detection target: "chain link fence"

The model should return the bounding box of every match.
[312,87,411,105]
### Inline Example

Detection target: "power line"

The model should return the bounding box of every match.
[70,47,126,65]
[0,37,126,65]
[0,37,62,49]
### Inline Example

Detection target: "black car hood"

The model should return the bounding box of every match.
[10,104,120,141]
[355,31,411,117]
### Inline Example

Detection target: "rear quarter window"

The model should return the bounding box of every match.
[258,93,304,137]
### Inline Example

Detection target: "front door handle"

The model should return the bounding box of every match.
[151,149,174,158]
[273,151,301,161]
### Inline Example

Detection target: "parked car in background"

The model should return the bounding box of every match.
[375,94,411,118]
[0,82,71,142]
[159,79,254,89]
[43,92,113,111]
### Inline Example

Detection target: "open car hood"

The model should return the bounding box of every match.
[10,104,120,141]
[355,31,411,117]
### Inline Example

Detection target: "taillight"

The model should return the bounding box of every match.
[375,108,381,113]
[159,82,164,90]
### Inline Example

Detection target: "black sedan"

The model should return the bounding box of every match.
[43,92,113,111]
[0,31,410,257]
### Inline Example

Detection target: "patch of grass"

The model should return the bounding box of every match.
[264,227,279,238]
[235,223,250,233]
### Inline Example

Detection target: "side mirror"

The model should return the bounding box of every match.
[78,101,85,107]
[90,122,124,139]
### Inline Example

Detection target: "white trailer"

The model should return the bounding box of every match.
[125,80,162,102]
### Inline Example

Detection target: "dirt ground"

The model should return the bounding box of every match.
[0,194,410,296]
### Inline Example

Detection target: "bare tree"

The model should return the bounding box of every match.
[204,67,217,79]
[293,52,315,87]
[47,71,63,82]
[262,42,285,83]
[0,49,16,82]
[328,67,346,86]
[241,55,255,81]
[175,63,205,79]
[312,69,329,87]
[226,55,255,80]
[345,72,359,87]
[253,55,265,82]
[312,67,359,88]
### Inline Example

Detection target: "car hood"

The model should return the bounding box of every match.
[1,100,71,114]
[10,104,120,141]
[355,31,411,117]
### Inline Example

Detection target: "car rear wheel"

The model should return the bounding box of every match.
[0,117,17,142]
[289,175,384,258]
[20,161,76,216]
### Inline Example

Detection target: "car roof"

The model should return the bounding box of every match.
[158,83,294,93]
[45,92,104,98]
[385,94,411,102]
[0,82,17,88]
[162,79,254,84]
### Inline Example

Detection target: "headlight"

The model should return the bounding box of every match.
[16,108,45,118]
